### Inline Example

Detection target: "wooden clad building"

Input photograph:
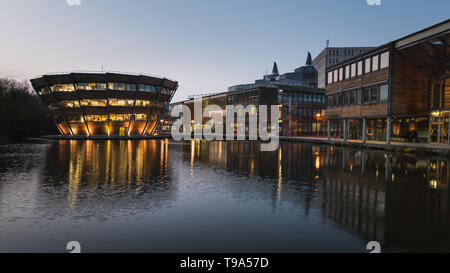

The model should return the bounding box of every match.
[325,19,450,145]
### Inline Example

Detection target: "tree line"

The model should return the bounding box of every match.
[0,78,57,143]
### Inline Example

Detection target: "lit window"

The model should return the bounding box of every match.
[88,83,97,90]
[108,83,117,90]
[40,87,51,94]
[97,83,106,90]
[53,84,75,92]
[77,83,88,90]
[135,114,147,120]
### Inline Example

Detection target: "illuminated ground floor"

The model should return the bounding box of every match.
[326,111,450,146]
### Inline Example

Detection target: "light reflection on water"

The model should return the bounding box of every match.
[0,140,449,253]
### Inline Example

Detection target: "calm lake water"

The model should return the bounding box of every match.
[0,140,449,253]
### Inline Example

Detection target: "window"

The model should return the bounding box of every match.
[327,71,333,84]
[97,83,106,90]
[135,114,147,121]
[127,84,136,91]
[380,52,389,69]
[333,70,338,82]
[372,55,379,71]
[357,89,362,104]
[338,93,343,106]
[379,84,388,100]
[363,88,370,103]
[61,101,80,108]
[53,84,75,92]
[351,63,356,78]
[345,65,350,80]
[333,95,338,106]
[357,61,363,76]
[327,96,332,107]
[370,87,378,102]
[365,58,371,74]
[77,83,88,90]
[350,91,356,105]
[40,87,51,94]
[339,68,343,81]
[78,83,106,90]
[118,83,126,91]
[88,83,97,90]
[343,92,349,106]
[109,83,136,91]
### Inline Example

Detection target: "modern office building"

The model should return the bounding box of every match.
[174,82,325,137]
[30,72,178,137]
[229,53,318,91]
[324,19,450,145]
[314,46,376,88]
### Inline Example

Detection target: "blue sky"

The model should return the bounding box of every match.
[0,0,448,101]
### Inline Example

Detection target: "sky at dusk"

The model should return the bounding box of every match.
[0,0,449,102]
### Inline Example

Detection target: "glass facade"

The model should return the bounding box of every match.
[278,90,325,137]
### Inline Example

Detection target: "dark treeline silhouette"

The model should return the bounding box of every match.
[0,78,57,143]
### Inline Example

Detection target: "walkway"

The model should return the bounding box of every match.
[40,135,169,140]
[280,136,450,154]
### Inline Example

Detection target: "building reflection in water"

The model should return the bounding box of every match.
[47,140,172,210]
[183,140,450,252]
[32,139,450,252]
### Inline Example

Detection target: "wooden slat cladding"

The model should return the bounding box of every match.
[326,69,389,94]
[361,102,388,117]
[325,102,388,119]
[390,51,429,116]
[444,79,450,108]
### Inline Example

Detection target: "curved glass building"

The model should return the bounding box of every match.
[30,72,178,137]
